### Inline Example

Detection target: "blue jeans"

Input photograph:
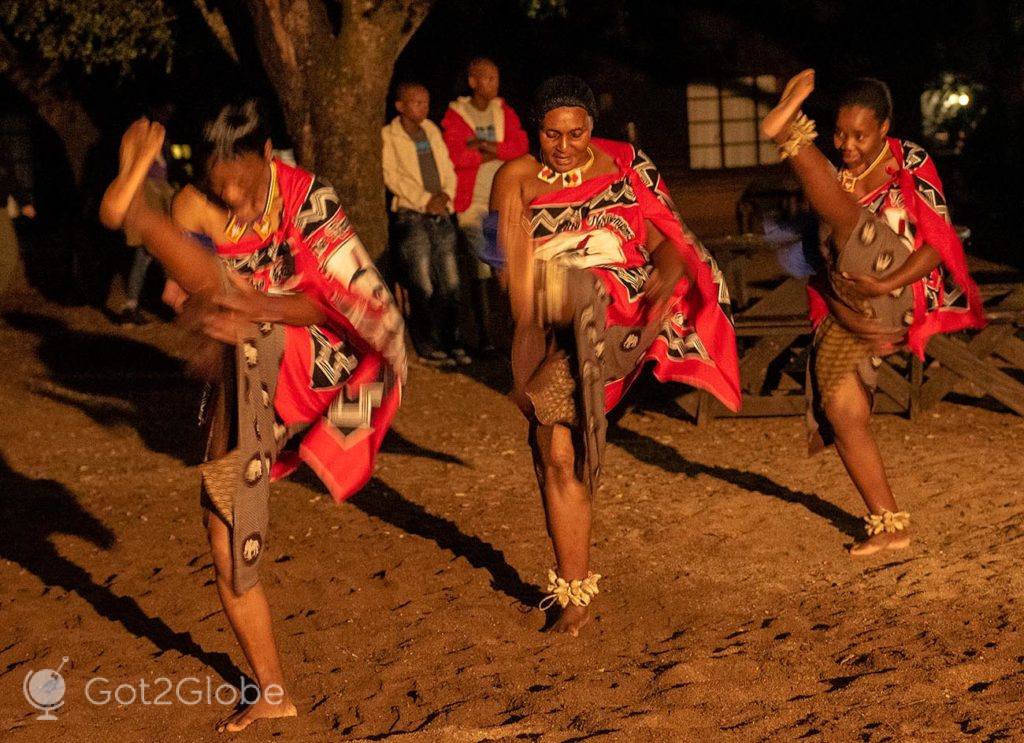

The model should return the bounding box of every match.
[392,209,462,352]
[125,247,153,307]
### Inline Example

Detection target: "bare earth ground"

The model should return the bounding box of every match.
[1,288,1023,742]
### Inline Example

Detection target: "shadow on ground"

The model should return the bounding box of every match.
[290,467,543,607]
[0,452,245,685]
[608,422,863,540]
[4,310,203,464]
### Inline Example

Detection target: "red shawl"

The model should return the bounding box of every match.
[528,138,741,411]
[216,160,407,502]
[808,138,986,357]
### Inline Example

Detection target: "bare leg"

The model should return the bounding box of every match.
[761,70,862,246]
[784,143,863,248]
[530,423,593,636]
[823,374,911,557]
[99,119,161,230]
[100,119,223,297]
[206,510,297,732]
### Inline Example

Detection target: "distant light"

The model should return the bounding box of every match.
[958,93,970,106]
[945,93,959,106]
[170,144,192,160]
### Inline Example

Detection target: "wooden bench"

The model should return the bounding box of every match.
[680,280,1024,424]
[915,284,1024,417]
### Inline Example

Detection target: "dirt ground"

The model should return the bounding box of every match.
[1,286,1023,742]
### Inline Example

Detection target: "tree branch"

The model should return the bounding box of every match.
[192,0,240,63]
[0,30,97,183]
[340,0,433,51]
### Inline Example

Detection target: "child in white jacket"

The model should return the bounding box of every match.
[382,82,470,367]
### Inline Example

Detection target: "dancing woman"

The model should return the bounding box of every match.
[761,70,985,556]
[100,105,406,731]
[491,76,740,635]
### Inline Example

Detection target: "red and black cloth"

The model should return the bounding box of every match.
[214,159,407,504]
[807,138,986,357]
[525,138,741,414]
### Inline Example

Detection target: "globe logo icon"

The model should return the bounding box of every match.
[23,657,68,720]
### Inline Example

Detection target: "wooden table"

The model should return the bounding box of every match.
[683,238,1024,422]
[915,283,1024,417]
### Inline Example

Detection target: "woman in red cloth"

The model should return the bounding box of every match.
[761,70,985,556]
[100,103,406,731]
[492,76,740,635]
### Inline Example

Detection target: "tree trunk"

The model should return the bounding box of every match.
[243,0,317,166]
[308,74,392,256]
[247,0,432,259]
[304,25,394,257]
[0,34,98,184]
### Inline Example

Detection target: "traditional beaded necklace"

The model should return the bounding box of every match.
[537,147,595,188]
[838,144,890,193]
[224,164,278,242]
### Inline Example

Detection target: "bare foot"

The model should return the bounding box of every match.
[99,118,165,230]
[216,695,297,734]
[549,604,593,637]
[760,69,815,141]
[849,530,912,558]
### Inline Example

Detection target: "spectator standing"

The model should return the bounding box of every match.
[442,58,528,352]
[0,143,35,298]
[383,82,470,367]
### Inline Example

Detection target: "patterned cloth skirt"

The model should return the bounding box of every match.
[807,209,914,452]
[198,321,289,595]
[806,316,888,453]
[516,263,664,491]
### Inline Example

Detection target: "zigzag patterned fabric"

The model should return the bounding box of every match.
[527,138,741,412]
[210,159,407,504]
[807,138,986,358]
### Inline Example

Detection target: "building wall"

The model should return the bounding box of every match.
[658,162,790,239]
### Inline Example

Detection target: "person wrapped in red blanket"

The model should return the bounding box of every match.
[492,76,739,636]
[761,71,984,559]
[99,101,405,732]
[442,57,531,351]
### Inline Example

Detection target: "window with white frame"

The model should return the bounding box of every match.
[687,76,779,169]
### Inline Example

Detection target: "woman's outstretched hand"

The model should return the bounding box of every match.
[824,294,904,353]
[198,272,265,344]
[214,271,266,319]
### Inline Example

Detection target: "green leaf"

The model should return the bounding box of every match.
[0,0,173,75]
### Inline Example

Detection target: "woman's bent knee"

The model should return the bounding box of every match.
[824,391,871,433]
[544,448,582,492]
